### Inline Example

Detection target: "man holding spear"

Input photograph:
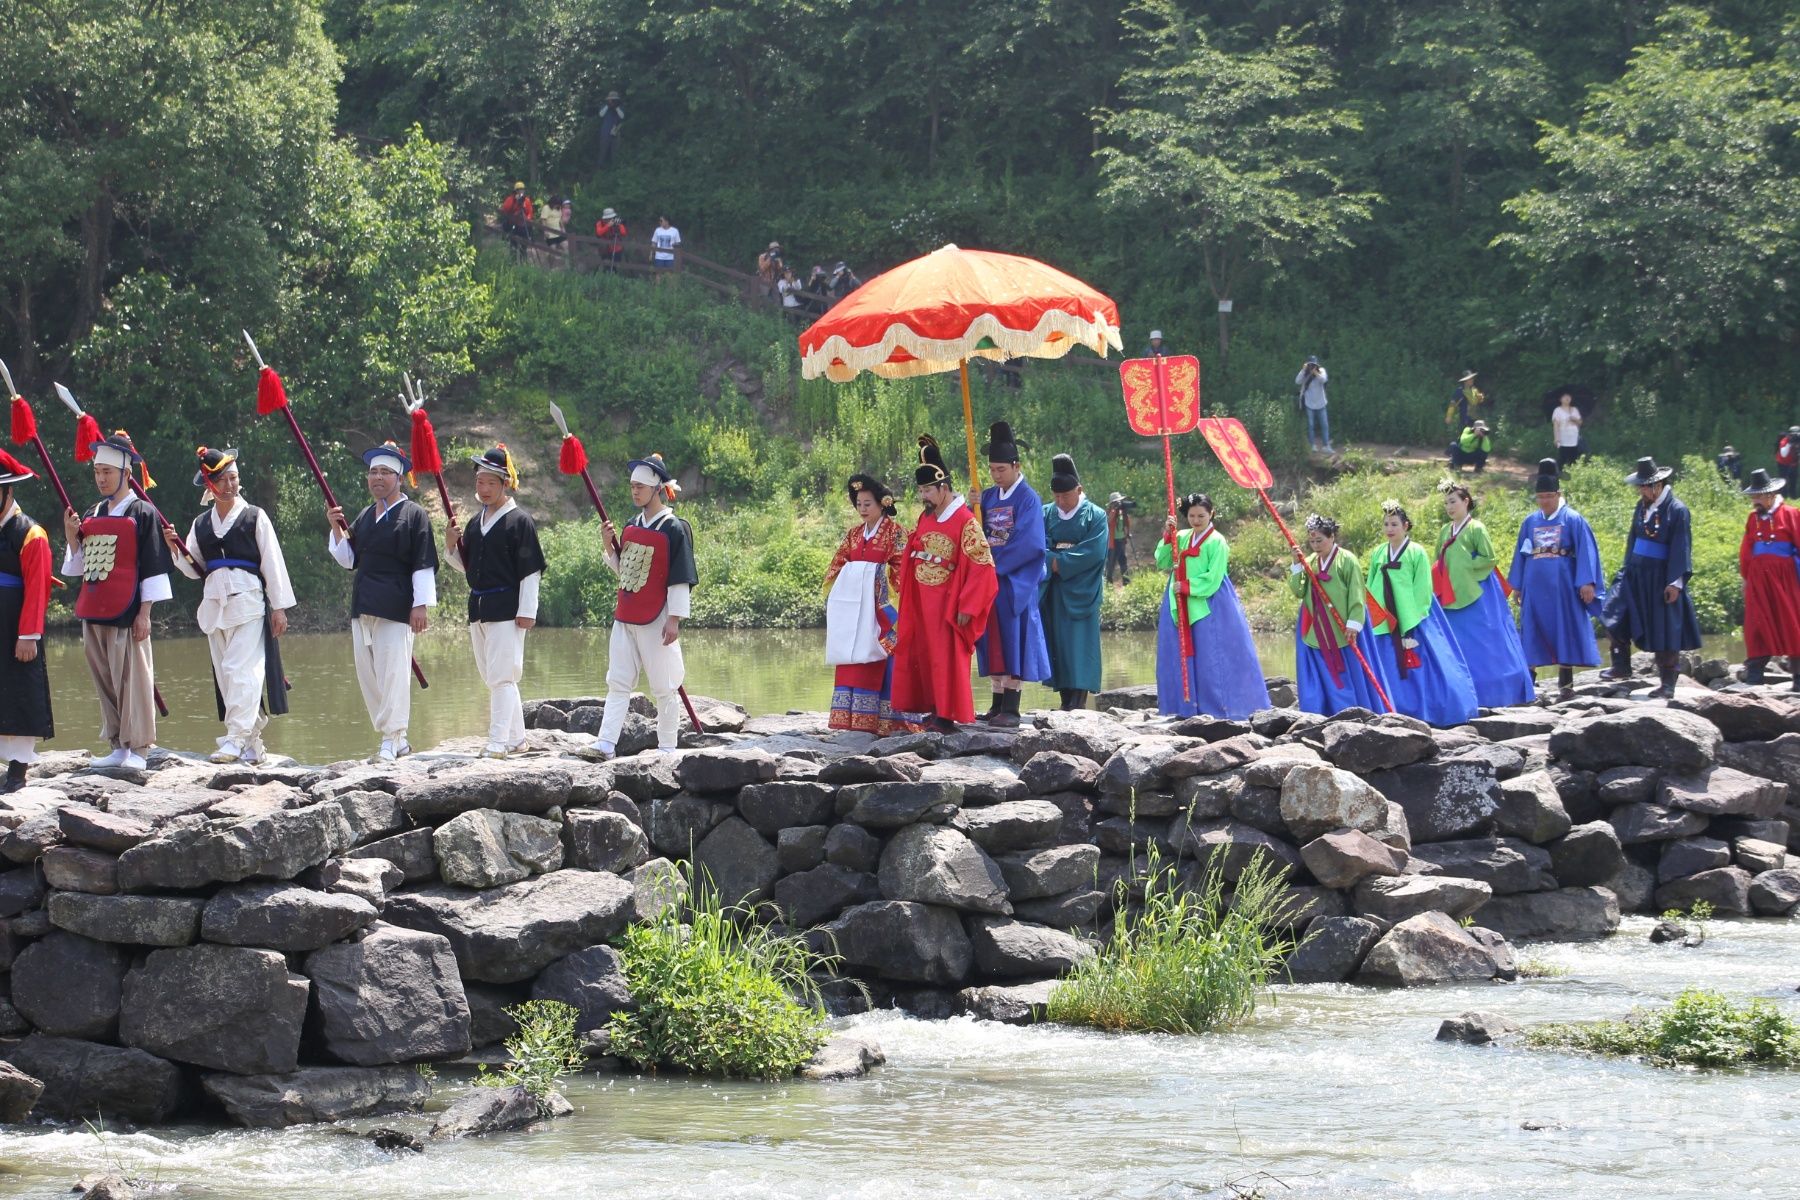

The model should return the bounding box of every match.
[61,428,172,771]
[0,448,54,793]
[327,442,439,763]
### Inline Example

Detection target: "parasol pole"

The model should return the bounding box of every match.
[959,360,982,518]
[549,402,704,735]
[243,332,427,689]
[1152,356,1193,703]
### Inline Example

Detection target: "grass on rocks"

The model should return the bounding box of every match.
[1046,848,1295,1035]
[1526,988,1800,1068]
[607,863,832,1080]
[476,999,585,1113]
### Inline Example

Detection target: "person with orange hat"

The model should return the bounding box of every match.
[446,445,545,757]
[164,447,295,764]
[0,449,54,792]
[326,440,439,762]
[60,430,172,771]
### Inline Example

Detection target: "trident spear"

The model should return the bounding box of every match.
[399,374,457,525]
[242,331,428,690]
[549,401,705,735]
[3,358,77,517]
[53,382,181,718]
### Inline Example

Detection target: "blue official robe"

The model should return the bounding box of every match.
[1510,502,1605,668]
[1602,490,1703,653]
[1039,498,1108,692]
[976,479,1052,682]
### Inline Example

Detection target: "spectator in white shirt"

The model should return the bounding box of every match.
[1550,392,1582,466]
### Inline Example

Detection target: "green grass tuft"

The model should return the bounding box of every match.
[1526,988,1800,1068]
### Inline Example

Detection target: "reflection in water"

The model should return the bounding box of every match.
[38,626,1296,765]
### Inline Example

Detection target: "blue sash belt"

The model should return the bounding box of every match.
[1630,538,1669,561]
[469,585,511,597]
[0,571,21,588]
[205,557,260,573]
[1753,541,1796,558]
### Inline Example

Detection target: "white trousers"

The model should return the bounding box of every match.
[210,618,268,752]
[0,736,37,765]
[598,617,685,750]
[352,615,415,742]
[470,620,528,749]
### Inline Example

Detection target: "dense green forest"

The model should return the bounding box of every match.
[2,1,1796,631]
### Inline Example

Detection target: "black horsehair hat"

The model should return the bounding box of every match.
[1743,468,1785,496]
[470,445,520,488]
[1623,456,1674,486]
[1533,458,1562,494]
[1050,453,1080,494]
[193,446,238,488]
[915,435,951,487]
[984,421,1022,464]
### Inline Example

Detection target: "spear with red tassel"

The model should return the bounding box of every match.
[243,331,427,689]
[3,358,76,519]
[549,401,704,735]
[400,374,456,524]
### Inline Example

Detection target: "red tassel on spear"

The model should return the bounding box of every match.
[73,413,103,463]
[400,375,453,521]
[550,401,705,736]
[1,360,76,518]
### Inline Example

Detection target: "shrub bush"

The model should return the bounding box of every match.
[475,999,585,1113]
[1526,988,1800,1068]
[607,864,832,1080]
[1046,847,1294,1035]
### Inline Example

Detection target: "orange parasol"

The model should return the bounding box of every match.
[798,244,1121,505]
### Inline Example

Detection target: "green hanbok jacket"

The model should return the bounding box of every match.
[1155,526,1230,624]
[1286,546,1367,650]
[1365,539,1433,636]
[1434,518,1499,610]
[1039,498,1108,691]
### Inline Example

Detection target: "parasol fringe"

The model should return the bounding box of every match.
[800,307,1124,384]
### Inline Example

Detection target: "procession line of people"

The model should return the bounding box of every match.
[7,418,1800,792]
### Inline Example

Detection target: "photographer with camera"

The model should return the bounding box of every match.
[1105,492,1134,587]
[1295,355,1332,454]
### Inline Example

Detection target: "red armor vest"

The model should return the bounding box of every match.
[614,523,672,625]
[73,514,141,622]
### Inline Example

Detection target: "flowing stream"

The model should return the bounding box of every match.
[0,918,1795,1198]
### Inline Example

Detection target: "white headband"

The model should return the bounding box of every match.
[367,453,406,476]
[630,464,664,488]
[92,445,131,472]
[474,462,508,479]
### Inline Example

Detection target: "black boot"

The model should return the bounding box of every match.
[1599,641,1633,682]
[2,761,25,795]
[1067,690,1089,711]
[980,691,1005,723]
[990,689,1022,728]
[1556,667,1575,702]
[1789,658,1800,693]
[1744,656,1769,685]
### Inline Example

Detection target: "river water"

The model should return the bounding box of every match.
[33,627,1286,764]
[0,917,1795,1198]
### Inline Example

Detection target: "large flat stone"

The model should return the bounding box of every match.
[120,945,308,1075]
[1,1035,183,1124]
[115,802,355,891]
[383,869,635,983]
[202,1065,429,1129]
[48,892,204,946]
[396,765,572,820]
[304,923,471,1065]
[201,883,377,951]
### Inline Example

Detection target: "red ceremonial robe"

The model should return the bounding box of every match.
[1740,500,1800,657]
[891,497,999,723]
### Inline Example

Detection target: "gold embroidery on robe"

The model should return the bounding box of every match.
[961,519,993,567]
[916,531,956,587]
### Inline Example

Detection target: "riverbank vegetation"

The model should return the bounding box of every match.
[1046,850,1294,1035]
[475,1000,585,1114]
[1526,989,1800,1069]
[607,866,833,1080]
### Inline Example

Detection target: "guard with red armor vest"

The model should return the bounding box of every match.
[166,447,295,764]
[446,445,546,758]
[60,430,172,771]
[0,449,55,793]
[589,454,696,758]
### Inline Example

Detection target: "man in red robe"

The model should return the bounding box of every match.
[1,449,54,792]
[891,435,998,731]
[1738,468,1800,689]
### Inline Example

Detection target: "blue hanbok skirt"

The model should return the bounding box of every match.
[1362,605,1479,727]
[1517,556,1602,667]
[1156,577,1269,719]
[1295,627,1394,717]
[1442,577,1536,707]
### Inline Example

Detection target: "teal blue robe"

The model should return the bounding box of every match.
[1039,498,1108,691]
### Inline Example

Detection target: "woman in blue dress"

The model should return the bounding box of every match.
[1288,513,1393,716]
[1433,483,1535,707]
[1364,500,1479,727]
[1155,493,1269,718]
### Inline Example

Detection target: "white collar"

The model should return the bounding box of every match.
[0,498,15,525]
[1055,501,1082,521]
[1759,498,1785,518]
[1387,538,1410,562]
[372,494,409,518]
[1189,522,1214,540]
[209,499,246,531]
[861,517,885,541]
[1316,544,1339,570]
[936,495,966,522]
[480,496,517,528]
[101,491,135,517]
[1449,515,1471,539]
[1646,486,1670,513]
[997,477,1022,501]
[636,505,674,527]
[1541,499,1567,520]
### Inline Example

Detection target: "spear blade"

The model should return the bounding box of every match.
[548,401,570,440]
[241,330,266,370]
[0,357,15,398]
[53,382,83,417]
